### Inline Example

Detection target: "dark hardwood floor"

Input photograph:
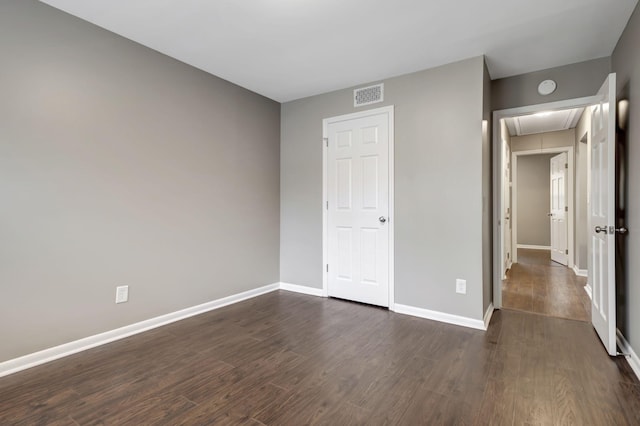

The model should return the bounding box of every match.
[1,290,638,425]
[502,249,591,322]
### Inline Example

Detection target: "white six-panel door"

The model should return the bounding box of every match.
[550,152,568,265]
[325,108,392,307]
[589,74,617,356]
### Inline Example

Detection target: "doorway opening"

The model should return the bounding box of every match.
[496,104,594,322]
[494,74,618,355]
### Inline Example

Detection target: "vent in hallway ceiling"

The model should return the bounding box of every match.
[354,83,384,107]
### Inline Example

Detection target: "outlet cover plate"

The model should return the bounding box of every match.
[115,285,129,304]
[456,279,466,294]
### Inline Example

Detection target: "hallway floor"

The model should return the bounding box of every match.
[502,249,591,322]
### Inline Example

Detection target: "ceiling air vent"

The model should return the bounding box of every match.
[354,83,384,107]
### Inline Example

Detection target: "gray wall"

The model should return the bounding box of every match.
[281,57,487,320]
[0,1,280,363]
[612,1,640,361]
[511,129,576,152]
[574,110,591,271]
[516,155,554,247]
[492,58,611,111]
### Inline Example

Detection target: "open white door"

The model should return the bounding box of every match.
[589,73,617,356]
[550,152,568,265]
[325,108,392,307]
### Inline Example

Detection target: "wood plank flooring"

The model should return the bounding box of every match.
[1,290,638,425]
[502,249,591,322]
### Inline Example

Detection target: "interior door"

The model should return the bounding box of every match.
[550,152,568,265]
[502,139,512,275]
[326,110,390,307]
[589,73,617,356]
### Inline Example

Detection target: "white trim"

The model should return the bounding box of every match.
[394,304,487,331]
[279,282,324,297]
[584,283,593,300]
[388,109,395,311]
[322,105,395,309]
[616,330,640,382]
[484,303,495,329]
[322,117,329,298]
[513,147,575,155]
[0,283,280,378]
[573,265,588,277]
[517,244,551,250]
[500,132,513,284]
[1,281,498,378]
[503,260,513,280]
[492,95,599,309]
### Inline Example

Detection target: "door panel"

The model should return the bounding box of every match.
[327,111,390,307]
[550,152,568,265]
[589,73,617,356]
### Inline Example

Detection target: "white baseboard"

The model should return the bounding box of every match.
[281,284,486,332]
[584,283,593,300]
[484,303,495,329]
[1,281,493,378]
[0,283,280,378]
[279,282,324,297]
[517,244,551,250]
[616,329,640,383]
[573,265,588,277]
[394,304,487,331]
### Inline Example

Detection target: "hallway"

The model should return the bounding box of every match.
[502,249,591,322]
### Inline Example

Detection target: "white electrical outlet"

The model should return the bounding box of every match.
[456,279,466,294]
[115,285,129,304]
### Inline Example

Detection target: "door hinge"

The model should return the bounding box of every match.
[323,137,328,147]
[565,206,568,212]
[326,264,329,272]
[566,249,569,255]
[326,201,328,210]
[565,163,568,169]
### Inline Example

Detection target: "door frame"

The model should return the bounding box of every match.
[511,147,574,266]
[322,105,395,310]
[493,96,598,309]
[501,135,512,277]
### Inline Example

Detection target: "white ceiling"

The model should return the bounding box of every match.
[504,108,585,136]
[39,0,638,102]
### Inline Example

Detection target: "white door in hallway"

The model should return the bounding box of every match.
[550,152,568,266]
[589,73,617,356]
[325,108,392,307]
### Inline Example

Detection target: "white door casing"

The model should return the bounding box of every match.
[550,152,568,266]
[493,95,599,309]
[589,73,617,356]
[323,106,394,307]
[502,139,512,275]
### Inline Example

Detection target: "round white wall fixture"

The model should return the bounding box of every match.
[538,79,557,96]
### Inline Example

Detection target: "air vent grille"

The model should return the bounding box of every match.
[354,84,384,107]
